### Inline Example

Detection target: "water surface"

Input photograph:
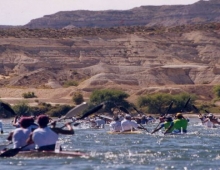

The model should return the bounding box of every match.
[0,118,220,170]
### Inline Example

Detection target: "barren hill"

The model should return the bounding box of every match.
[1,0,220,105]
[0,23,220,104]
[23,0,220,29]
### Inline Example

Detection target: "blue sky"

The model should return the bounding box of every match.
[0,0,199,25]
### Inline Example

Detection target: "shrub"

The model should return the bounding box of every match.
[22,91,37,98]
[13,101,31,116]
[63,80,78,87]
[72,92,84,105]
[213,85,220,99]
[137,93,196,114]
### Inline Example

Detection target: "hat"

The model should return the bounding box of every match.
[125,114,131,119]
[176,113,183,119]
[208,113,213,117]
[19,117,32,128]
[37,115,49,127]
[165,117,173,122]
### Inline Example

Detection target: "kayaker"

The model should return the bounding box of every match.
[7,117,35,151]
[151,116,174,134]
[164,113,188,134]
[203,113,220,127]
[12,116,20,128]
[121,114,139,132]
[141,115,148,124]
[27,114,74,151]
[94,116,105,128]
[109,115,122,132]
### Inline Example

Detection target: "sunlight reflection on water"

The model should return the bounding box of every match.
[0,118,220,169]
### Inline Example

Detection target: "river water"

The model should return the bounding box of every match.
[0,118,220,170]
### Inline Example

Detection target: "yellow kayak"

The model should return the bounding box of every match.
[107,131,143,134]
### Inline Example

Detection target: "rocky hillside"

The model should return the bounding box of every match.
[0,23,220,102]
[1,0,220,103]
[23,0,220,29]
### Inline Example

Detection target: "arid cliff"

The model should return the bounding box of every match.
[0,0,220,104]
[23,0,220,29]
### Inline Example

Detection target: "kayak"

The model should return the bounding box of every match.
[107,131,143,134]
[0,150,88,158]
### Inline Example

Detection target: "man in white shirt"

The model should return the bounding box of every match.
[7,117,35,151]
[109,115,122,132]
[95,116,105,128]
[121,114,139,132]
[27,115,74,151]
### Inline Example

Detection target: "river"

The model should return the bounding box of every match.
[0,118,220,170]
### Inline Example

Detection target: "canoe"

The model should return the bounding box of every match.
[0,150,88,158]
[107,131,143,134]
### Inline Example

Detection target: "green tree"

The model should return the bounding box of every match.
[90,89,130,114]
[72,92,84,105]
[137,93,195,114]
[45,105,72,117]
[137,93,172,114]
[213,85,220,98]
[13,101,31,116]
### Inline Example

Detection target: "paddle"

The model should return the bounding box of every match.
[119,106,130,114]
[152,101,173,133]
[0,142,12,151]
[0,102,16,115]
[192,105,199,113]
[77,103,104,120]
[49,102,88,125]
[98,115,113,121]
[0,143,30,157]
[59,122,81,129]
[119,106,149,132]
[181,98,191,113]
[205,110,210,114]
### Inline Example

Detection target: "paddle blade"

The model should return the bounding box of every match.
[205,110,210,114]
[133,107,140,114]
[184,98,191,108]
[192,105,199,113]
[119,106,129,114]
[0,148,20,157]
[78,103,104,120]
[166,101,173,114]
[181,98,190,112]
[99,115,113,120]
[65,102,88,118]
[0,102,16,115]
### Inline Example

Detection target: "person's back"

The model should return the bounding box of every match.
[109,116,122,132]
[9,117,35,150]
[13,127,35,150]
[173,118,188,132]
[95,117,105,128]
[27,114,74,151]
[32,126,58,149]
[121,114,138,131]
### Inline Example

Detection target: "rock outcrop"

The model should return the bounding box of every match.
[23,0,220,29]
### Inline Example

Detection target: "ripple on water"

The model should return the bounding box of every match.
[1,118,220,169]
